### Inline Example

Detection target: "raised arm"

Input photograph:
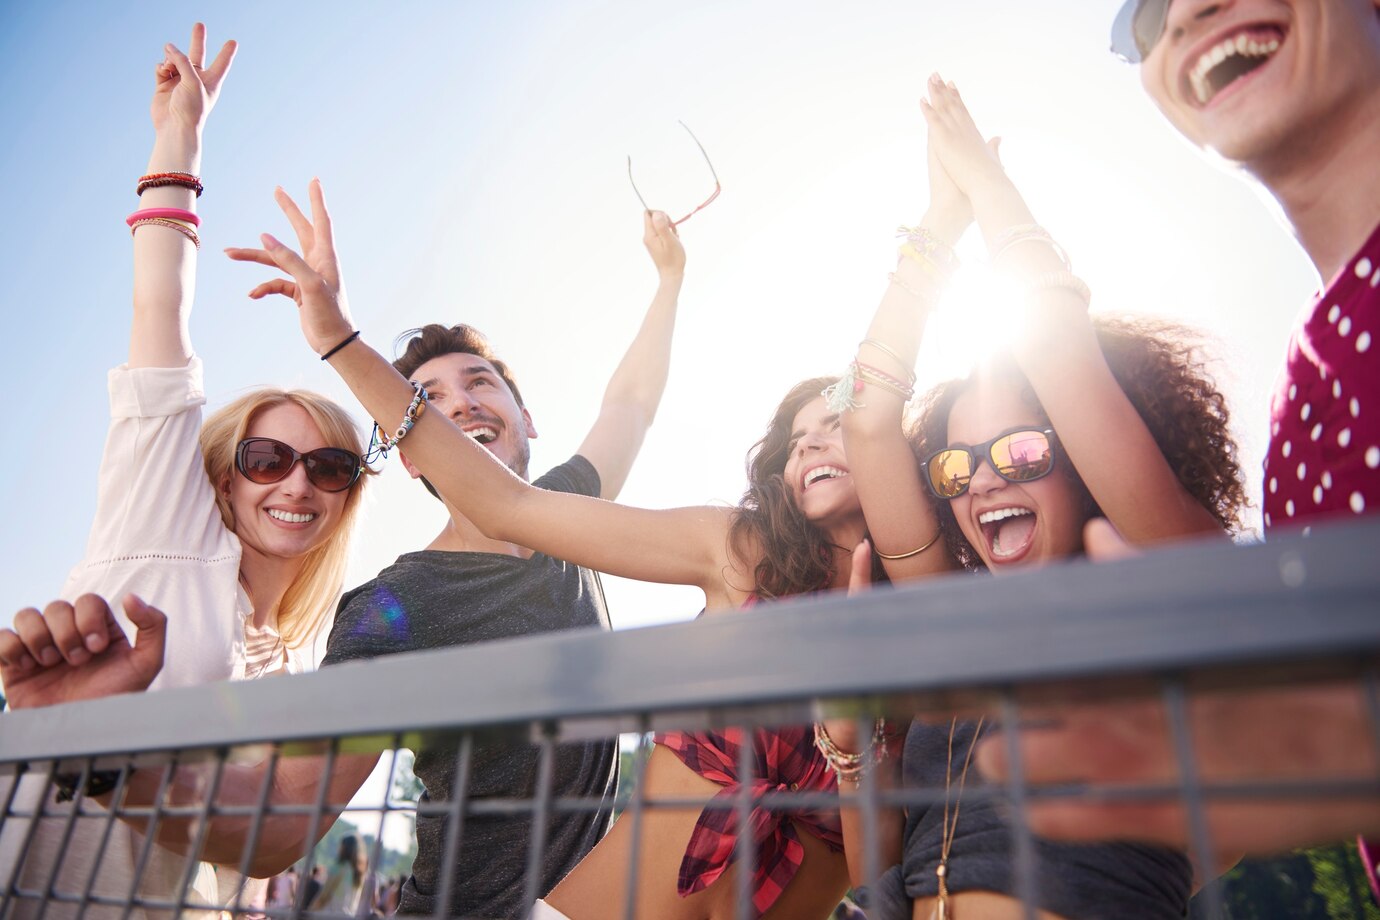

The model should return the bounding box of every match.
[923,78,1221,544]
[227,185,742,604]
[576,209,685,500]
[128,23,236,369]
[839,77,978,582]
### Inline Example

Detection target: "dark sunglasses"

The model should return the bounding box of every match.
[235,438,363,493]
[1111,0,1171,63]
[924,427,1058,500]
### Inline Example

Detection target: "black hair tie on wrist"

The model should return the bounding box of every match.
[321,330,361,361]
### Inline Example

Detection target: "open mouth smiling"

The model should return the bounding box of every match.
[1184,25,1285,107]
[802,464,849,491]
[463,425,499,445]
[266,508,317,525]
[977,506,1037,563]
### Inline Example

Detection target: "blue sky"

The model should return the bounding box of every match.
[2,0,1316,631]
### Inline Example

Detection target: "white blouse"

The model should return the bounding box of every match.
[0,357,322,919]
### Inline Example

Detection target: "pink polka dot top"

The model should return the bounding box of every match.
[1264,221,1380,531]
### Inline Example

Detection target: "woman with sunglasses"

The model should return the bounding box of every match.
[824,76,1246,919]
[0,25,369,917]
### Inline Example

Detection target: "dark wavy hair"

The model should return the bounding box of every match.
[729,376,887,599]
[912,315,1247,570]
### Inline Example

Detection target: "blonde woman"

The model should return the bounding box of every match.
[0,25,369,920]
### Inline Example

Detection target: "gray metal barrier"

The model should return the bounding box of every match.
[2,519,1378,920]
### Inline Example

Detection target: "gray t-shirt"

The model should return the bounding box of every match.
[324,456,617,919]
[870,719,1192,920]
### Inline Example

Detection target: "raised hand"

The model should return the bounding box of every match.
[920,74,1006,203]
[0,595,167,709]
[225,180,356,356]
[643,210,686,279]
[151,23,237,137]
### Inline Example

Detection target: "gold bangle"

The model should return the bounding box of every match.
[874,530,942,560]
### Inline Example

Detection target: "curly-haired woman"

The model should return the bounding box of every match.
[830,75,1246,920]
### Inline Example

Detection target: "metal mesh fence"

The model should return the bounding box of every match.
[2,519,1378,920]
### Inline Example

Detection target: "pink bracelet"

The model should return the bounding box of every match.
[126,207,200,228]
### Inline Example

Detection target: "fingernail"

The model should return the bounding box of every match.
[67,647,90,665]
[19,655,35,671]
[85,633,104,653]
[39,648,60,667]
[262,233,280,248]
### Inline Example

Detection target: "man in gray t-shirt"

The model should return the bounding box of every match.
[325,456,617,917]
[312,229,684,915]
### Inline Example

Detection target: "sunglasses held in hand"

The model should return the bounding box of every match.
[924,428,1058,500]
[235,438,363,493]
[627,121,721,226]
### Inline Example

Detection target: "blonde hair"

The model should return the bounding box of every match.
[199,389,371,650]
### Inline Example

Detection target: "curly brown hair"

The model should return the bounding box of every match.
[729,377,887,599]
[911,315,1247,570]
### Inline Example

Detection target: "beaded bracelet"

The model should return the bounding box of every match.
[1024,271,1092,309]
[137,172,203,197]
[130,217,200,249]
[367,382,429,461]
[813,720,890,780]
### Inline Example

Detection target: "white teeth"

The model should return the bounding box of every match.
[267,509,316,524]
[978,507,1033,526]
[804,465,847,488]
[464,426,499,444]
[1188,32,1281,105]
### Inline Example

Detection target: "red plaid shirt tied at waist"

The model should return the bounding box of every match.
[653,725,844,918]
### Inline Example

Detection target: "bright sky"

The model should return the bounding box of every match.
[0,0,1321,857]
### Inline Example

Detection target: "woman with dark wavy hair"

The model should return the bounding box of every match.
[828,76,1246,920]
